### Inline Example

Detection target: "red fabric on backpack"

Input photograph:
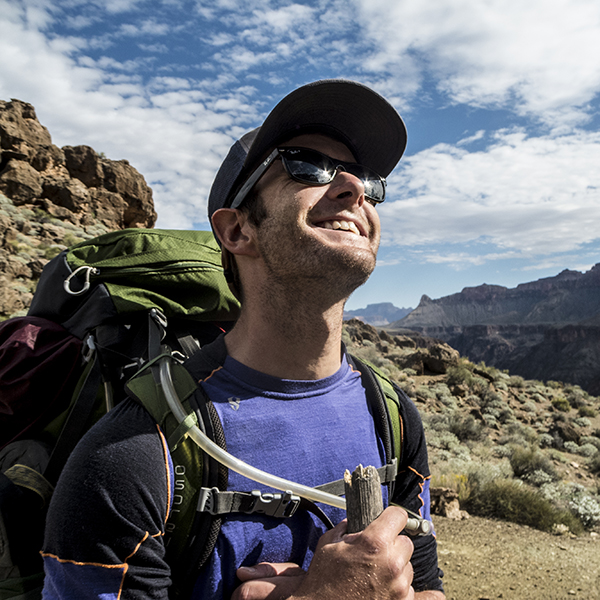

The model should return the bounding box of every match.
[0,316,83,450]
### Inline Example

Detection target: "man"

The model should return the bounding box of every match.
[42,80,445,599]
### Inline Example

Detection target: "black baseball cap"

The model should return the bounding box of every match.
[207,79,407,223]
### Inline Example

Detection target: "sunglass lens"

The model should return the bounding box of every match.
[283,149,334,184]
[347,166,385,203]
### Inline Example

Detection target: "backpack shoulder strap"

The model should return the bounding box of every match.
[126,336,230,599]
[348,355,403,473]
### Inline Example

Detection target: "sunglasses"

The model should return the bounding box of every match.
[229,147,387,210]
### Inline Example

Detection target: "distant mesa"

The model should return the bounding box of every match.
[387,267,600,394]
[344,302,413,326]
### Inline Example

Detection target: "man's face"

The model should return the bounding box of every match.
[247,133,381,300]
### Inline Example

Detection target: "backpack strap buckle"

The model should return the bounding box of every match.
[248,490,300,518]
[197,487,301,519]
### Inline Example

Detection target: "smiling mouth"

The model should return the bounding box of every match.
[316,220,362,236]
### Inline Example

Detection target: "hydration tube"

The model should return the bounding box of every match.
[159,356,346,510]
[159,355,432,535]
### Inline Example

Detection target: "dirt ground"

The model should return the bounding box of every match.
[433,515,600,600]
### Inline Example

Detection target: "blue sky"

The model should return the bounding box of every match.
[2,0,600,310]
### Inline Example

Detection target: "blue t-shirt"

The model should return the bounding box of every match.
[195,355,386,598]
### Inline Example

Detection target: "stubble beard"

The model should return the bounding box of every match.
[255,211,378,308]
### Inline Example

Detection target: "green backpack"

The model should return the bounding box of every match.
[0,227,406,599]
[1,229,239,599]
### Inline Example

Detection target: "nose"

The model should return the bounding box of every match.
[326,167,365,206]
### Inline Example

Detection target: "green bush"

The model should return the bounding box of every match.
[448,413,484,442]
[509,445,558,481]
[588,453,600,475]
[508,375,525,388]
[578,444,599,458]
[565,387,587,408]
[552,397,571,412]
[463,478,583,534]
[579,406,597,418]
[573,417,591,428]
[446,365,474,387]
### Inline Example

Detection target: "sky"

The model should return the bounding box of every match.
[1,0,600,310]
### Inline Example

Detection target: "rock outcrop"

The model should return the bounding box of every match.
[344,318,460,375]
[0,99,157,319]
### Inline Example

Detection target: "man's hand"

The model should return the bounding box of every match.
[232,563,305,600]
[232,506,415,600]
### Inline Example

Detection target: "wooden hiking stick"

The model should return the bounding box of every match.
[344,464,433,535]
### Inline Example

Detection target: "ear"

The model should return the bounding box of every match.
[211,208,259,258]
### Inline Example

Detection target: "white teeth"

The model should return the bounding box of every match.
[319,220,361,235]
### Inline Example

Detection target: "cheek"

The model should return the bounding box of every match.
[367,207,381,239]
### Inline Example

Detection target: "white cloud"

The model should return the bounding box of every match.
[457,130,485,146]
[119,19,171,36]
[357,0,600,127]
[380,128,600,259]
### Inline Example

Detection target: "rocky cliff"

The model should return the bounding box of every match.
[392,267,600,394]
[0,99,157,319]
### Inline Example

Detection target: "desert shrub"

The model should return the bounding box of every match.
[498,422,538,446]
[427,431,460,452]
[565,387,587,408]
[446,365,474,387]
[578,444,599,458]
[496,381,508,392]
[463,478,583,534]
[538,433,554,448]
[470,377,489,395]
[522,401,538,413]
[423,413,448,431]
[440,395,458,410]
[552,397,571,412]
[482,414,497,428]
[463,460,513,490]
[568,490,600,528]
[579,406,597,418]
[448,413,484,442]
[581,436,600,450]
[509,445,558,481]
[573,416,592,428]
[415,385,436,401]
[589,453,600,475]
[508,375,525,388]
[63,233,84,247]
[433,472,472,500]
[432,383,453,400]
[563,441,580,454]
[478,389,504,412]
[497,407,516,424]
[494,445,513,459]
[402,367,417,376]
[525,469,555,487]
